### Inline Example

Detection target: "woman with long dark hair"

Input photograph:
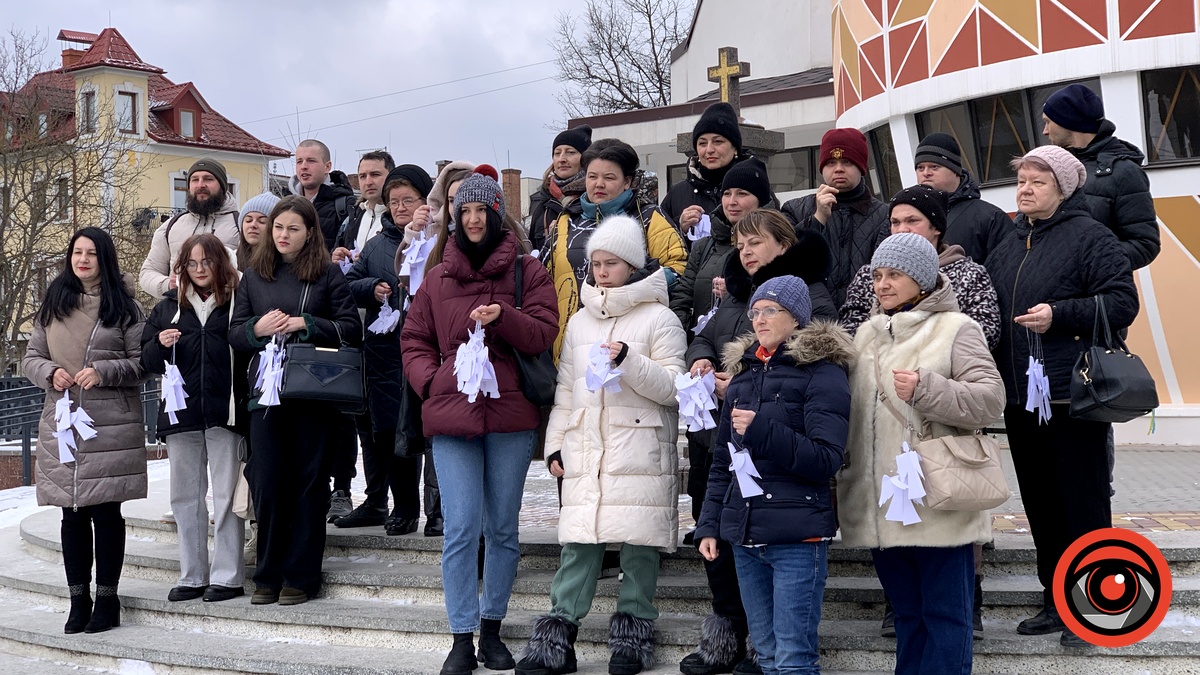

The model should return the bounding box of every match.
[141,234,245,603]
[229,196,362,607]
[401,168,558,675]
[23,227,146,634]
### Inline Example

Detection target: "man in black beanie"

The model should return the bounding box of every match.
[662,102,748,236]
[1041,83,1159,270]
[529,125,593,253]
[913,132,1011,264]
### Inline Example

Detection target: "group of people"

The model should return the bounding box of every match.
[22,81,1154,675]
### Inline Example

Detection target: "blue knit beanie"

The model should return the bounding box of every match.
[750,275,812,328]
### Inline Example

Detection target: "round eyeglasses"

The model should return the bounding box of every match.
[746,307,789,321]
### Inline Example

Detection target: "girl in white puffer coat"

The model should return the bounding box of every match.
[517,215,686,675]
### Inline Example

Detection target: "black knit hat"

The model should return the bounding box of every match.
[552,125,592,154]
[383,164,434,199]
[721,157,771,207]
[889,184,949,236]
[914,133,964,175]
[692,102,742,153]
[1043,83,1104,134]
[188,158,229,194]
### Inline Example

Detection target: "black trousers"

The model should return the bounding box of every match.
[422,442,441,520]
[329,412,358,493]
[249,402,331,596]
[361,426,421,519]
[61,502,125,589]
[686,429,715,522]
[704,538,748,621]
[1004,404,1111,606]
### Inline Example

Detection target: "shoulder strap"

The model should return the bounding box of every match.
[334,195,353,226]
[514,256,524,309]
[163,210,187,239]
[872,348,926,440]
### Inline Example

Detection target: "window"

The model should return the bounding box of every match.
[180,109,195,138]
[55,177,70,220]
[915,104,981,177]
[79,91,97,134]
[116,92,138,134]
[765,147,819,193]
[1142,66,1200,162]
[867,125,903,200]
[172,176,188,210]
[37,112,48,138]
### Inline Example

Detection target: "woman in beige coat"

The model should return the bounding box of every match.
[837,233,1004,675]
[23,227,146,635]
[517,215,686,675]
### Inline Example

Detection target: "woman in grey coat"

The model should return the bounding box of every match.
[23,227,147,635]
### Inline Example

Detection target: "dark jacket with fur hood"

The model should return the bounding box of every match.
[694,321,854,546]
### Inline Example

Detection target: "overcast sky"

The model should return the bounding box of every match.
[12,0,597,180]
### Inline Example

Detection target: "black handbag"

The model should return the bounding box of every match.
[1069,295,1158,423]
[280,283,367,413]
[511,257,558,407]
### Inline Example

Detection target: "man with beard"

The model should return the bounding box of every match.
[291,139,355,252]
[139,158,241,298]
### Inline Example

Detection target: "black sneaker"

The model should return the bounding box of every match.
[326,490,353,523]
[203,585,245,602]
[385,516,419,536]
[167,585,206,601]
[1017,607,1065,635]
[334,503,387,528]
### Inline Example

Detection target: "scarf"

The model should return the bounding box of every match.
[580,189,635,221]
[549,171,587,203]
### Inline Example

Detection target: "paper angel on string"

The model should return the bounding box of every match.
[454,320,501,403]
[368,302,401,335]
[400,230,437,296]
[255,336,286,407]
[728,442,764,498]
[692,304,719,336]
[687,213,713,242]
[337,245,360,275]
[161,346,190,424]
[1025,332,1052,424]
[879,440,926,526]
[675,371,718,432]
[585,341,623,393]
[53,390,97,464]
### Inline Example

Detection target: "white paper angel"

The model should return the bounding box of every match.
[338,245,360,275]
[676,371,718,432]
[728,442,764,498]
[688,214,713,242]
[585,341,623,393]
[368,302,401,335]
[53,390,97,464]
[161,348,189,425]
[879,440,926,526]
[400,230,437,297]
[454,320,501,403]
[255,337,286,407]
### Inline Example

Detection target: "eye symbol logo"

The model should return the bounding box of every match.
[1053,528,1172,647]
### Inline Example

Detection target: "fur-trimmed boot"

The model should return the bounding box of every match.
[679,614,742,674]
[607,612,655,675]
[731,635,762,675]
[515,615,578,675]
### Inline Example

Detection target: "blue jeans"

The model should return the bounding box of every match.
[433,430,535,633]
[733,542,827,675]
[872,545,973,675]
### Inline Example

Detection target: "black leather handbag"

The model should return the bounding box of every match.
[511,257,558,407]
[1069,295,1158,423]
[280,283,366,414]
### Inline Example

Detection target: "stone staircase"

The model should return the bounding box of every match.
[0,499,1199,674]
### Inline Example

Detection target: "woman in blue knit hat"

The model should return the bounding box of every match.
[695,275,854,675]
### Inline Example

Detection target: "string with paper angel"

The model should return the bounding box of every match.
[687,213,712,242]
[399,230,437,309]
[454,320,501,403]
[1025,329,1051,425]
[676,371,718,432]
[692,291,720,336]
[337,245,360,275]
[728,440,764,498]
[53,390,97,464]
[879,403,926,526]
[585,341,622,393]
[161,343,189,424]
[255,334,286,407]
[368,300,401,335]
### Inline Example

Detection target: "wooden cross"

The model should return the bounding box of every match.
[707,46,751,115]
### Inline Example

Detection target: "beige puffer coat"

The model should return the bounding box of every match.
[837,274,1005,549]
[545,266,687,551]
[22,279,147,508]
[138,193,240,298]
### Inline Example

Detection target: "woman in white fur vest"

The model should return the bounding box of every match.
[837,232,1004,675]
[517,215,686,675]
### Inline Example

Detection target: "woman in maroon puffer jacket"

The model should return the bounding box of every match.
[400,167,558,675]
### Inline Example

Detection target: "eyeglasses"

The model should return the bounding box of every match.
[746,307,790,321]
[388,198,423,209]
[186,259,213,271]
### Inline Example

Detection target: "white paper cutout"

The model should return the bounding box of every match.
[53,390,97,464]
[400,230,437,297]
[338,245,361,275]
[688,214,712,242]
[676,371,718,432]
[161,349,189,424]
[585,341,623,393]
[255,337,285,407]
[692,305,719,335]
[879,440,925,526]
[454,320,501,403]
[1025,332,1051,424]
[368,302,401,335]
[728,442,764,498]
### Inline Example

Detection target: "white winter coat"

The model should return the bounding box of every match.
[545,266,687,551]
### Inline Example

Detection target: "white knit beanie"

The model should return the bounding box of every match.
[585,215,646,269]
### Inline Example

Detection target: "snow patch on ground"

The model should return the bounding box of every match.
[0,458,169,531]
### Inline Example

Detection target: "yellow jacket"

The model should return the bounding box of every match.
[544,201,687,360]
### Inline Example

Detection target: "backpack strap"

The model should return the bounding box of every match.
[162,210,187,239]
[513,255,525,310]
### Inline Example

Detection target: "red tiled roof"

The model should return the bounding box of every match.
[147,74,288,157]
[57,29,99,44]
[64,27,163,74]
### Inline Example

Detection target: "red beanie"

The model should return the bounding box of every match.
[819,128,869,175]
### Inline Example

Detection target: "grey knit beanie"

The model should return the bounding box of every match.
[871,232,939,293]
[750,275,812,328]
[238,192,280,226]
[452,165,505,219]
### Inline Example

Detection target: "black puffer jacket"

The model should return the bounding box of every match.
[528,183,555,254]
[781,181,889,307]
[686,230,838,368]
[1069,120,1160,270]
[944,172,1012,264]
[985,190,1139,405]
[345,214,411,432]
[660,152,751,225]
[668,205,738,331]
[312,175,356,253]
[140,290,240,438]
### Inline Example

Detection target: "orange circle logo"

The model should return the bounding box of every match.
[1052,528,1172,647]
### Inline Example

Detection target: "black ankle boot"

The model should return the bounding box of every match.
[516,615,577,675]
[441,632,478,675]
[84,586,120,633]
[64,586,92,634]
[478,618,515,670]
[973,576,984,639]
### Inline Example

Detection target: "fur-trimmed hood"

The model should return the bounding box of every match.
[721,320,856,375]
[724,228,833,303]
